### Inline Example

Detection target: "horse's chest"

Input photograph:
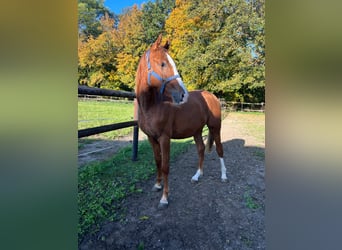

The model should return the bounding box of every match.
[139,111,172,138]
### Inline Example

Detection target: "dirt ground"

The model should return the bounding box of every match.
[79,113,265,250]
[78,132,148,167]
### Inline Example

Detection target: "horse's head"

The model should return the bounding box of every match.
[142,34,189,105]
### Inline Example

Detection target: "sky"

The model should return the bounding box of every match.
[104,0,154,14]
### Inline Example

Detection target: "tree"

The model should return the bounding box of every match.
[78,0,115,38]
[141,0,176,45]
[113,5,147,90]
[165,0,265,102]
[164,0,198,89]
[77,0,264,102]
[78,14,120,88]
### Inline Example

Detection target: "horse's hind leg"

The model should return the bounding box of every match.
[191,132,205,183]
[211,128,228,182]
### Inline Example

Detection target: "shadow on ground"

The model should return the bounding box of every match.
[79,138,265,250]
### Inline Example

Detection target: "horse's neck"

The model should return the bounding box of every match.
[136,85,161,113]
[136,60,168,113]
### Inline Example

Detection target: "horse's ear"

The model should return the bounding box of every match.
[152,34,163,49]
[163,39,171,50]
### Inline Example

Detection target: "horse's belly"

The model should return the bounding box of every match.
[171,121,205,139]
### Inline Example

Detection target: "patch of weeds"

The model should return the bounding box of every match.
[138,241,144,250]
[139,215,149,220]
[78,141,154,238]
[241,235,253,248]
[78,143,85,150]
[78,138,97,149]
[244,189,260,210]
[78,137,196,240]
[253,149,265,160]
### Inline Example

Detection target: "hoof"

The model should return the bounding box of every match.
[221,177,228,182]
[158,202,168,210]
[151,185,162,192]
[191,178,199,183]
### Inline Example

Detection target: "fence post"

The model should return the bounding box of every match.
[132,99,139,161]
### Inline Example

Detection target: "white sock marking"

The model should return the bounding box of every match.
[154,183,162,189]
[191,169,203,182]
[220,157,227,180]
[160,194,168,204]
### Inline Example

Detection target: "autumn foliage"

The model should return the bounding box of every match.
[78,0,264,102]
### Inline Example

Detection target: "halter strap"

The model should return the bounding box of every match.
[146,49,180,94]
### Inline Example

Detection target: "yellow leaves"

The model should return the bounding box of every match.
[244,76,255,84]
[117,5,143,43]
[89,71,104,87]
[77,0,264,101]
[165,0,194,61]
[114,52,139,89]
[78,4,146,89]
[99,13,115,32]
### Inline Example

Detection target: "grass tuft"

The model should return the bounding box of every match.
[244,189,260,210]
[78,137,196,239]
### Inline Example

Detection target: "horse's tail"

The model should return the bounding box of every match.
[205,130,214,153]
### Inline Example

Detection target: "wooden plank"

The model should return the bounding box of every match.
[78,120,138,138]
[78,85,136,99]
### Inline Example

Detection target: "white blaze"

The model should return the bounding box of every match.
[166,53,189,104]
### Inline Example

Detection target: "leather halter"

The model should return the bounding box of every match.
[146,49,180,94]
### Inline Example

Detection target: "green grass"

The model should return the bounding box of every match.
[229,112,265,145]
[253,149,265,160]
[78,136,196,239]
[244,189,260,210]
[77,102,262,239]
[78,100,134,139]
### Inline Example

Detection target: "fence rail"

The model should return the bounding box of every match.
[221,100,265,112]
[78,85,139,161]
[78,121,138,138]
[78,86,265,161]
[78,85,136,99]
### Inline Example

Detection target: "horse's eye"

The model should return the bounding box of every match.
[161,62,166,67]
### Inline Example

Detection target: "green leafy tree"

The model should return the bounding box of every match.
[165,0,265,102]
[78,14,120,87]
[113,5,147,90]
[164,0,198,89]
[77,0,264,101]
[78,0,115,38]
[141,0,176,45]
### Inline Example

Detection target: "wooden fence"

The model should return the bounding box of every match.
[78,85,265,160]
[221,100,265,112]
[78,85,139,161]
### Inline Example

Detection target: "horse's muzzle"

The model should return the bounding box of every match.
[170,87,189,105]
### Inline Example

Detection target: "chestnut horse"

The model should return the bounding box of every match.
[135,34,227,208]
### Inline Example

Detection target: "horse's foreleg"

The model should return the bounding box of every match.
[158,135,170,208]
[212,130,228,182]
[148,136,163,191]
[191,133,205,183]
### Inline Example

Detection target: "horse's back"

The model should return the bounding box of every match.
[171,90,221,138]
[188,90,221,119]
